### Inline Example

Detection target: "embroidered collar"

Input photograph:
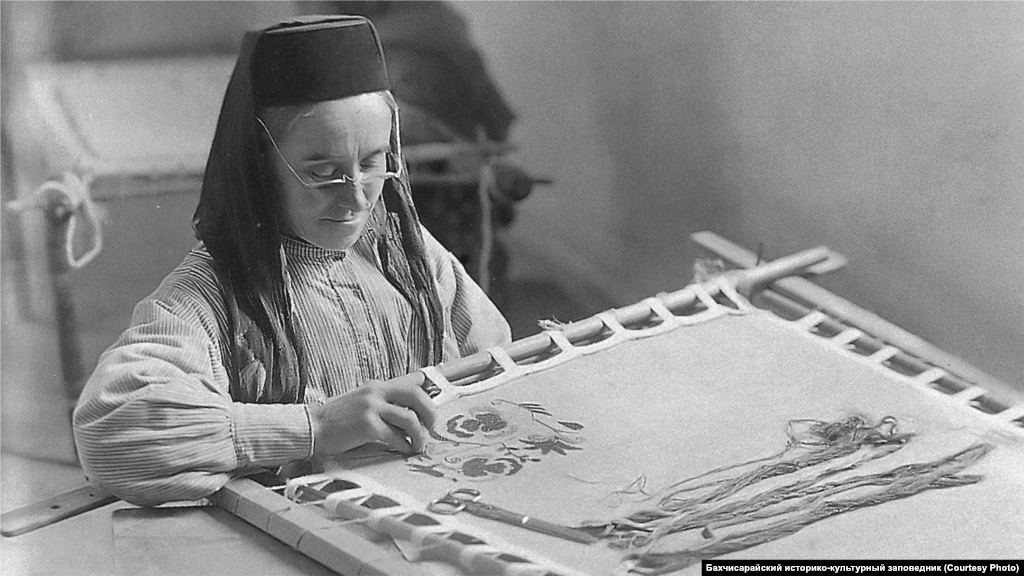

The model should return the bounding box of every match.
[279,202,387,263]
[281,235,348,262]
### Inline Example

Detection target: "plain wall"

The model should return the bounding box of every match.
[457,1,1024,394]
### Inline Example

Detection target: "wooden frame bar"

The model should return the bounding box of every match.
[690,230,1019,406]
[380,243,836,393]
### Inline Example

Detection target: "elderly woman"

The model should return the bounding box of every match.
[73,15,511,506]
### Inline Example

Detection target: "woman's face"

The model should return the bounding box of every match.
[266,94,393,251]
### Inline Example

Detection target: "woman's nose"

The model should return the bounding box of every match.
[335,182,371,211]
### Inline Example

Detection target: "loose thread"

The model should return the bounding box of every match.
[654,416,911,509]
[634,444,990,574]
[573,416,993,575]
[631,444,904,546]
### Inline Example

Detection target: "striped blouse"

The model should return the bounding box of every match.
[73,225,511,506]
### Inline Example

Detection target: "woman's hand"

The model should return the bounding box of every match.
[307,380,437,457]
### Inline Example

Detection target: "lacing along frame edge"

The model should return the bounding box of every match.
[421,278,752,407]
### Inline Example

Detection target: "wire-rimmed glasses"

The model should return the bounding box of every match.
[256,116,403,189]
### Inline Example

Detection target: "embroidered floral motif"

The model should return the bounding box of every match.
[408,399,584,481]
[460,457,523,478]
[521,438,582,456]
[446,411,509,439]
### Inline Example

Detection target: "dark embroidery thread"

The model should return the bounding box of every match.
[407,399,584,481]
[572,415,993,574]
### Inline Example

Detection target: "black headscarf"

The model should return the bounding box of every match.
[193,16,445,404]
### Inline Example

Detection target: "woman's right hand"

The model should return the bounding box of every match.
[307,380,437,457]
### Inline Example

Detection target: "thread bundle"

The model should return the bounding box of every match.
[574,416,993,574]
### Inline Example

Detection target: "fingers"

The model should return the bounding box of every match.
[373,416,414,454]
[310,380,438,457]
[378,405,431,454]
[375,380,438,430]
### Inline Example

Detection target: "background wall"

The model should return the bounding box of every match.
[457,1,1024,395]
[2,1,1021,398]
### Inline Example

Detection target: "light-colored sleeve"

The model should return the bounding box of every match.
[73,287,313,507]
[420,225,513,357]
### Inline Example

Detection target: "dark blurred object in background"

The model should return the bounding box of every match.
[298,1,550,304]
[301,0,514,142]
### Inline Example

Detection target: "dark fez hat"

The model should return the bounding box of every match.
[251,15,390,107]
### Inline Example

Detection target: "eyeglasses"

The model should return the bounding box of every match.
[256,116,403,189]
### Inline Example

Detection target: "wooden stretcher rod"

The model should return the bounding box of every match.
[690,230,1019,402]
[757,288,1021,415]
[718,245,833,295]
[395,246,833,391]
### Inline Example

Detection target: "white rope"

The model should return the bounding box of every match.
[589,311,631,352]
[431,287,744,404]
[487,346,520,374]
[713,277,756,313]
[794,311,829,331]
[6,172,103,269]
[421,365,459,405]
[284,474,327,500]
[831,328,865,347]
[397,519,449,561]
[951,386,987,403]
[545,329,576,355]
[642,296,679,325]
[910,367,948,387]
[691,282,721,312]
[867,345,901,364]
